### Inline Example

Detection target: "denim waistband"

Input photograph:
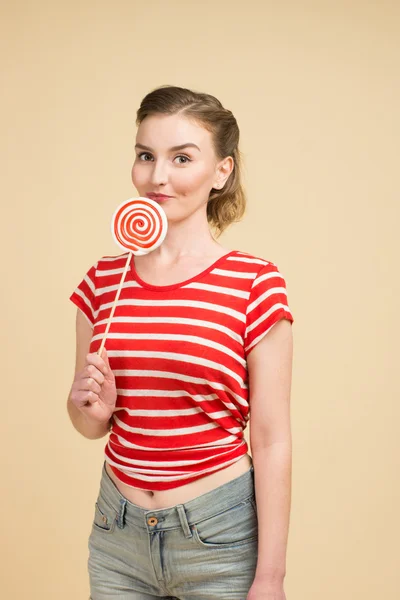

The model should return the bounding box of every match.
[98,460,255,534]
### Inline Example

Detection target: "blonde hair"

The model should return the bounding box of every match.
[136,85,247,237]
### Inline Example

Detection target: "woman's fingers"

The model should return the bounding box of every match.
[79,375,102,395]
[70,348,117,419]
[80,390,99,405]
[86,350,109,377]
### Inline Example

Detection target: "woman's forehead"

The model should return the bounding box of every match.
[138,113,211,143]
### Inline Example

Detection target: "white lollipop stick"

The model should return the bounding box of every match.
[98,252,132,356]
[97,196,168,356]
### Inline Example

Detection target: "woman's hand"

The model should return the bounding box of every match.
[69,347,117,425]
[246,576,286,600]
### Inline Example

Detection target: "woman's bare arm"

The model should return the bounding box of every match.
[248,318,293,587]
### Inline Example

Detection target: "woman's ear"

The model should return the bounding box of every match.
[214,155,234,189]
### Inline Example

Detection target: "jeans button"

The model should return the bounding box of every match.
[147,516,158,526]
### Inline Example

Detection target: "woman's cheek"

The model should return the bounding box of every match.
[176,168,204,192]
[131,165,146,187]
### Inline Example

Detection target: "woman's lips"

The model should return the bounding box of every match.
[146,193,172,201]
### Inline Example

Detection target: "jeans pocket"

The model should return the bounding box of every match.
[191,496,258,549]
[92,494,117,534]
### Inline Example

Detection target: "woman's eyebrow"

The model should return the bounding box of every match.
[135,143,201,152]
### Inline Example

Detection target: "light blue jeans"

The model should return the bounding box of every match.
[88,460,258,599]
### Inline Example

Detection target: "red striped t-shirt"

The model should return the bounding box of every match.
[69,250,294,491]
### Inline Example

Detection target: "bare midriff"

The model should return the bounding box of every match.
[105,453,253,510]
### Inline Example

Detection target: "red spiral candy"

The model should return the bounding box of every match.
[111,197,168,255]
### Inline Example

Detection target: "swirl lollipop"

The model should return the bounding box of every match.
[111,196,168,256]
[98,197,168,354]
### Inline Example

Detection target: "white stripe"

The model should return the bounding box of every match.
[116,390,219,401]
[184,281,249,299]
[207,410,236,419]
[100,254,129,262]
[84,273,96,295]
[227,256,269,265]
[92,333,247,368]
[97,267,126,277]
[246,303,293,336]
[252,270,285,288]
[107,350,247,388]
[212,268,257,279]
[95,316,243,345]
[117,407,204,417]
[74,288,93,314]
[95,280,141,295]
[95,299,246,323]
[104,454,245,482]
[113,369,248,403]
[247,287,288,315]
[115,407,234,419]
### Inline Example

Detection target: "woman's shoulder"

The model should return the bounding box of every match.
[232,249,276,269]
[94,252,131,271]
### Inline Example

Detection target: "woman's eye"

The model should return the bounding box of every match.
[174,155,191,164]
[138,152,152,161]
[137,152,191,164]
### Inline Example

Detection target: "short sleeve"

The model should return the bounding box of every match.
[244,262,294,357]
[69,261,98,327]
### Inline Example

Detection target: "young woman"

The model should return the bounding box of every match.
[68,85,294,600]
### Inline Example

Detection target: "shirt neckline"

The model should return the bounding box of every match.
[127,249,239,291]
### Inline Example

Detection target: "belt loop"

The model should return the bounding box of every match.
[176,505,192,538]
[117,498,127,529]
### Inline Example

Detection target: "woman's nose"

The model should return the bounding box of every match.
[150,160,169,186]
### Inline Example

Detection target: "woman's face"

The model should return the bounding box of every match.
[131,113,232,223]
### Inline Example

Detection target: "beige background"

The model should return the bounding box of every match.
[1,1,399,598]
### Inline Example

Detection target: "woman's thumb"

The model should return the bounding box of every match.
[100,346,111,371]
